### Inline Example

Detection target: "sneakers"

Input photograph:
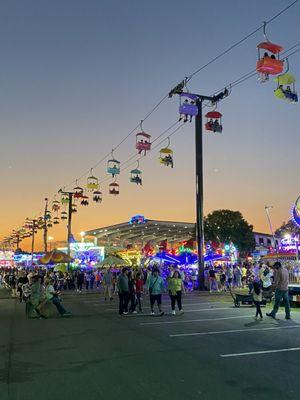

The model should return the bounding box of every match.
[266,313,276,319]
[150,311,155,316]
[123,312,128,315]
[172,310,176,316]
[159,311,165,316]
[132,311,138,314]
[61,312,72,318]
[179,310,184,315]
[285,316,291,320]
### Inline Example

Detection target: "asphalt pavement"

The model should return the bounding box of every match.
[1,290,300,400]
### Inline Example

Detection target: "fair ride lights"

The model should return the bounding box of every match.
[292,196,300,228]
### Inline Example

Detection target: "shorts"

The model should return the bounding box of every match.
[150,294,162,306]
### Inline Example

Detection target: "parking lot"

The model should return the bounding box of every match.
[1,292,300,400]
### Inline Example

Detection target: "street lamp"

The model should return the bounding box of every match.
[264,205,278,259]
[80,231,85,243]
[48,236,54,251]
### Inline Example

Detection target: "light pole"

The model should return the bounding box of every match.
[264,205,278,259]
[43,198,49,252]
[58,189,75,270]
[295,236,300,263]
[48,236,54,251]
[80,231,85,243]
[169,82,229,290]
[26,218,38,266]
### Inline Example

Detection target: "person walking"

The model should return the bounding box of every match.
[103,267,113,301]
[77,270,84,293]
[266,262,291,320]
[261,265,272,291]
[117,268,129,315]
[234,265,243,288]
[17,271,29,303]
[85,271,90,291]
[147,268,164,316]
[208,267,218,292]
[135,272,144,312]
[253,278,263,320]
[89,271,95,290]
[128,271,137,313]
[168,271,185,315]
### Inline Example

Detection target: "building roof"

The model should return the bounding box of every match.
[85,218,195,247]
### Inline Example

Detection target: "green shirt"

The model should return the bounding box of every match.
[168,277,182,295]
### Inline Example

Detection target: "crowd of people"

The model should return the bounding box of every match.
[0,260,293,319]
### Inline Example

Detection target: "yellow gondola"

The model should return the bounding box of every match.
[274,72,298,103]
[159,138,174,168]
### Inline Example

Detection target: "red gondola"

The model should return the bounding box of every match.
[257,42,284,82]
[136,132,151,155]
[109,182,119,196]
[205,111,223,133]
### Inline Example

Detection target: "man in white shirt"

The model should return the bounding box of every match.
[46,279,71,317]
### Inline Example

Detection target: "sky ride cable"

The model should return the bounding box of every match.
[54,0,300,193]
[185,0,299,83]
[3,1,300,242]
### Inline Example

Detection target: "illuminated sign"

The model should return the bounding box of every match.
[129,215,148,225]
[280,237,300,252]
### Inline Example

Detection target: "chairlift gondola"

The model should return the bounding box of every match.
[93,190,103,203]
[205,111,223,133]
[179,92,198,122]
[274,72,298,103]
[256,23,284,82]
[159,138,174,167]
[109,182,120,196]
[86,169,99,191]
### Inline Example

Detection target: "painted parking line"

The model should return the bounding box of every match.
[220,347,300,358]
[170,324,300,338]
[140,315,253,326]
[103,306,233,313]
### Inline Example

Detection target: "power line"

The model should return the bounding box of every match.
[4,2,299,242]
[186,0,299,82]
[61,0,300,192]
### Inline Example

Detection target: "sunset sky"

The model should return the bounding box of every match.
[1,0,299,250]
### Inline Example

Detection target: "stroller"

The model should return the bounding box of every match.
[229,286,273,308]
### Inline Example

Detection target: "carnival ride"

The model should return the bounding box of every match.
[205,111,223,133]
[256,23,284,82]
[4,4,300,252]
[292,196,300,227]
[178,92,198,122]
[136,122,151,155]
[159,138,174,167]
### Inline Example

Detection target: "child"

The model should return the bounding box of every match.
[253,279,263,320]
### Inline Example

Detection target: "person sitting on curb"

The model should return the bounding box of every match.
[44,279,71,317]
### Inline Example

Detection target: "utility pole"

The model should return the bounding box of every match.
[58,189,75,270]
[26,218,38,266]
[15,233,20,250]
[169,81,228,290]
[43,198,49,253]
